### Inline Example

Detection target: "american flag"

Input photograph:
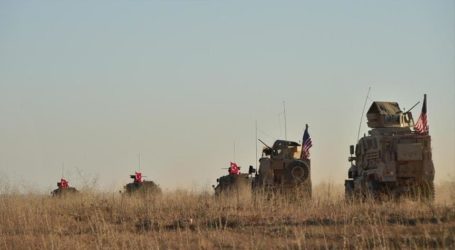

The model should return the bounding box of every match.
[300,124,313,159]
[414,94,429,135]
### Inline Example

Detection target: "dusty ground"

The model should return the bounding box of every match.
[0,182,454,249]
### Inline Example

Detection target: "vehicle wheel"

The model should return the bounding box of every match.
[366,179,381,200]
[345,180,354,201]
[285,161,310,184]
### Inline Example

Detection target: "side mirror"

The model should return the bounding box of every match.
[248,165,256,175]
[350,145,354,155]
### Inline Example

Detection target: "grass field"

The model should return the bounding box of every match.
[1,182,454,249]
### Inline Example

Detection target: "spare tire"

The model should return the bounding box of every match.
[285,161,310,184]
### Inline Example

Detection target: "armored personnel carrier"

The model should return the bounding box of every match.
[252,138,312,197]
[51,178,78,196]
[345,96,434,200]
[213,162,254,196]
[123,172,162,195]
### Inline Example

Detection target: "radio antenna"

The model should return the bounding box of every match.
[357,87,371,141]
[283,101,287,140]
[233,140,236,162]
[255,120,258,167]
[138,153,141,171]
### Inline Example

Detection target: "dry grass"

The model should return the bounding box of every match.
[0,183,454,249]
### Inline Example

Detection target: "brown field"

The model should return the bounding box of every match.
[1,182,454,249]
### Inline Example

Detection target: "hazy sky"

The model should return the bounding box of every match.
[1,0,454,193]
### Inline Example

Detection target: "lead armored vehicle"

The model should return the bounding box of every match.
[253,139,312,197]
[345,96,434,200]
[123,172,162,195]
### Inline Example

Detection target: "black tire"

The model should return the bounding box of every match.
[366,178,381,200]
[285,161,310,185]
[345,180,354,201]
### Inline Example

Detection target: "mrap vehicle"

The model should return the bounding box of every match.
[253,139,312,197]
[345,97,434,200]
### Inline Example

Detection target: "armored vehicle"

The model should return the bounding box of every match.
[51,178,78,196]
[345,96,434,200]
[124,172,162,195]
[213,162,254,196]
[253,139,312,197]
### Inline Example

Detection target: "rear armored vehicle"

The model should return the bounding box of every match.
[345,95,434,200]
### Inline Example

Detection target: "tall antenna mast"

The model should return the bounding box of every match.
[255,120,258,167]
[283,101,287,140]
[357,87,371,141]
[138,153,141,171]
[233,140,236,162]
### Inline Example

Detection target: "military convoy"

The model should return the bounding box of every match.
[345,97,434,200]
[45,94,435,202]
[214,95,434,202]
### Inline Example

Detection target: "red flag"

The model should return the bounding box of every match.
[135,172,143,183]
[414,94,429,135]
[229,162,240,175]
[60,178,69,189]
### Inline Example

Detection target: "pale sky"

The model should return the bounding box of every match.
[0,0,454,193]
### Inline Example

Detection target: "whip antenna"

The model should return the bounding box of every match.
[233,140,236,162]
[283,101,287,140]
[255,120,258,168]
[357,87,371,141]
[138,153,141,171]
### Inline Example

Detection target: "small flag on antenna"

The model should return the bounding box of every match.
[134,172,143,183]
[229,162,240,175]
[300,124,313,159]
[414,94,429,135]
